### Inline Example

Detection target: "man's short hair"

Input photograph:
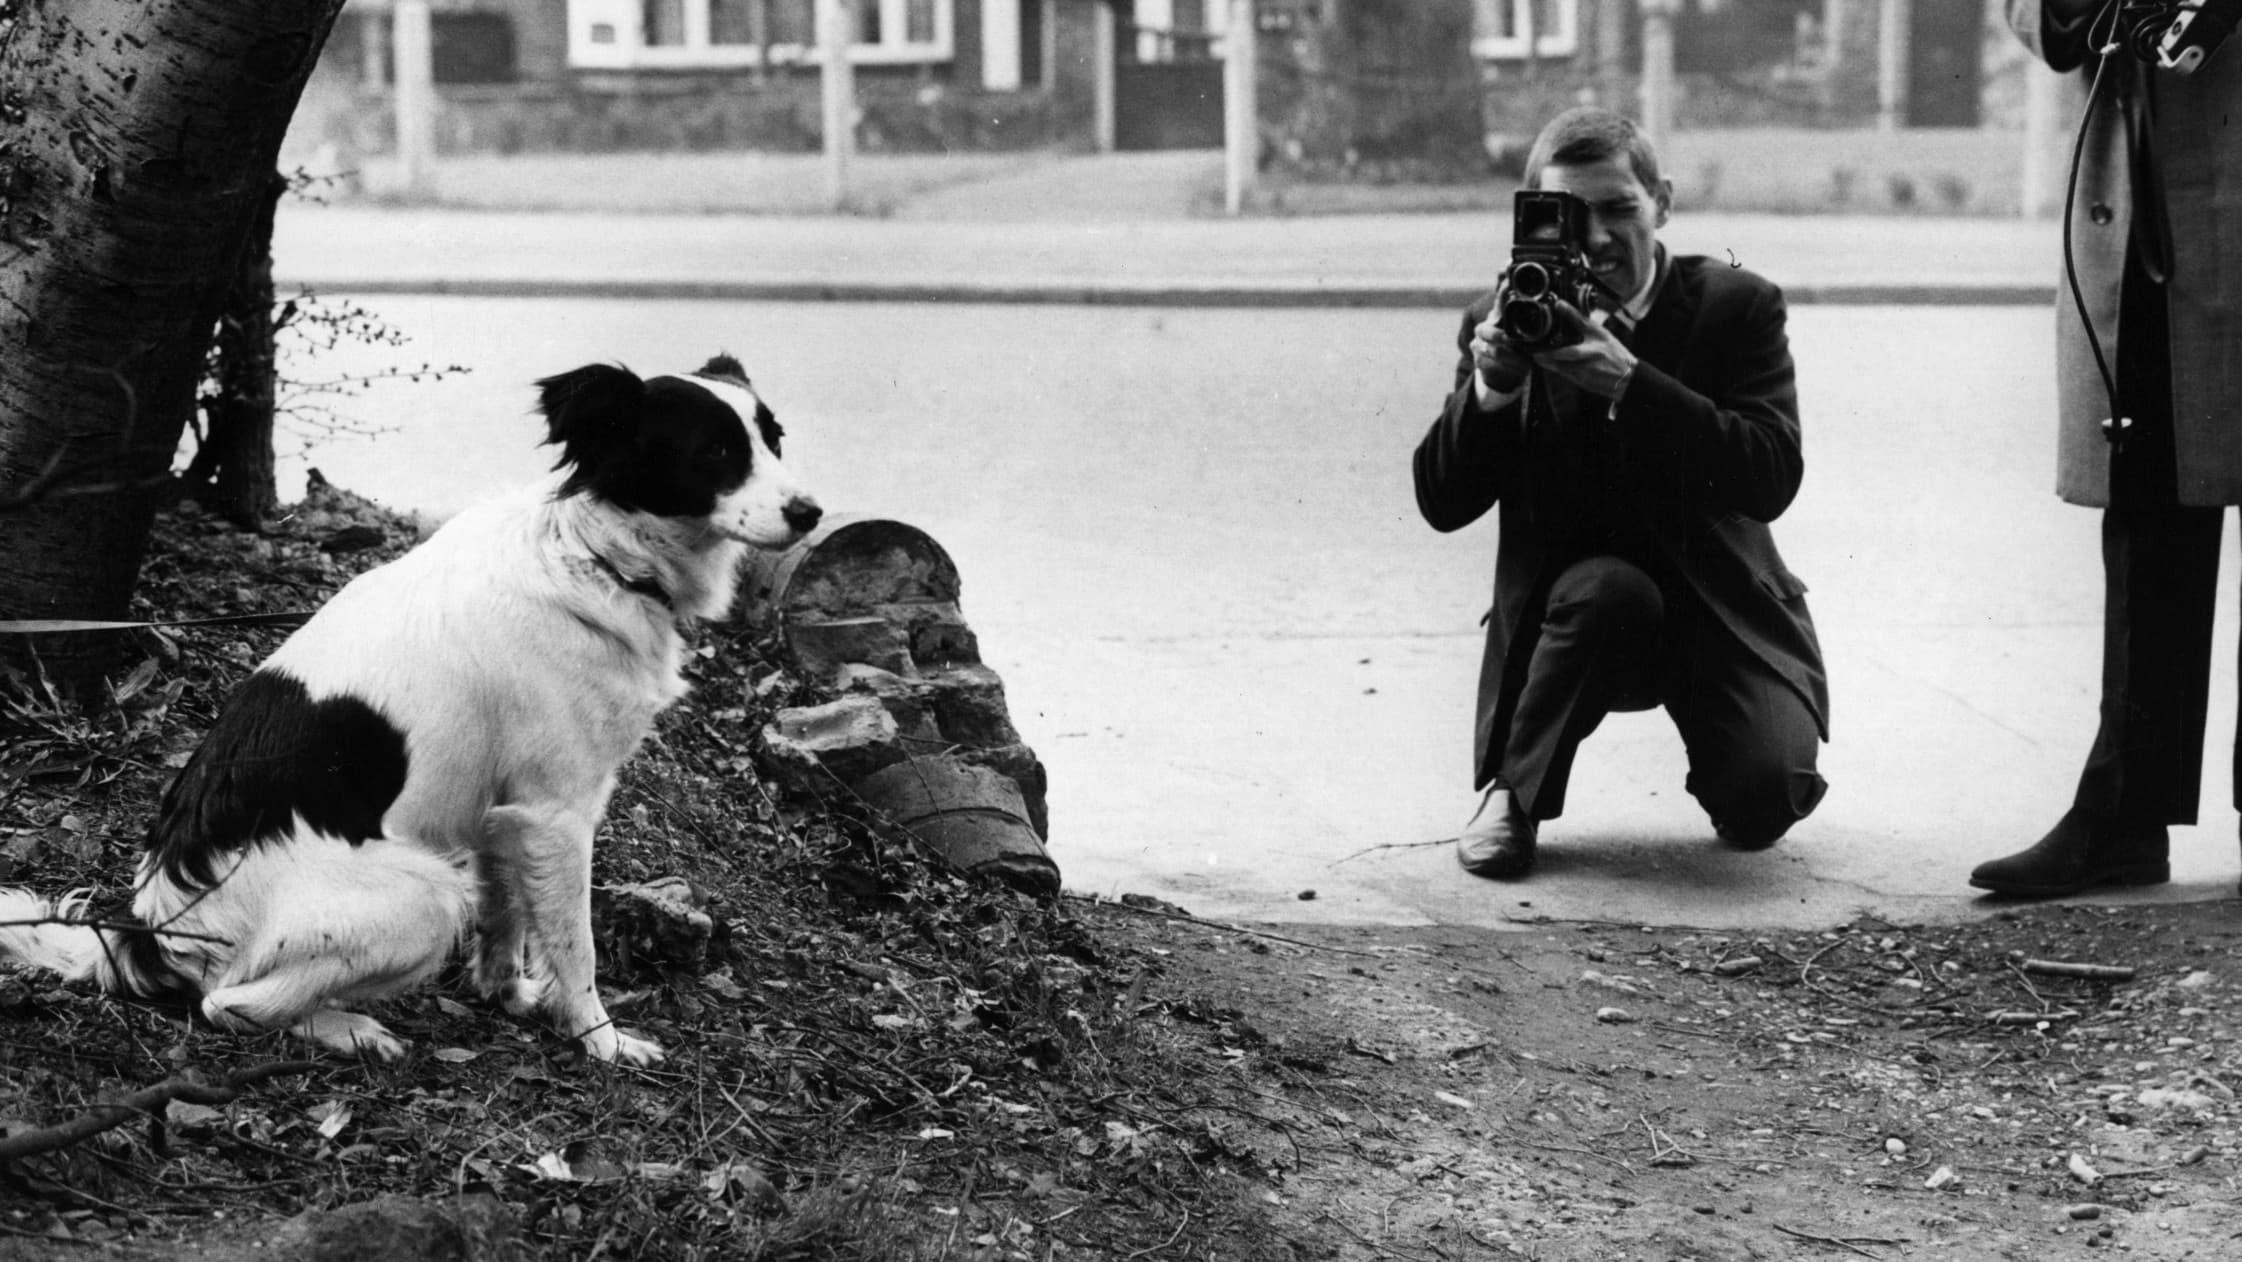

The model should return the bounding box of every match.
[1522,107,1663,194]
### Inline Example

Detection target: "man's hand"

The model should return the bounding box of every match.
[1531,304,1639,402]
[1469,312,1532,396]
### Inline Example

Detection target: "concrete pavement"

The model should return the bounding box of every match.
[273,151,2062,307]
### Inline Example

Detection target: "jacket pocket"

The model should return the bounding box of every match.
[1756,568,1810,602]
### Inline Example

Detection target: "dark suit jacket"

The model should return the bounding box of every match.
[1413,255,1829,790]
[2011,0,2242,505]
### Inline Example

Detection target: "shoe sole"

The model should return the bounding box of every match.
[1967,864,2171,899]
[1458,848,1536,880]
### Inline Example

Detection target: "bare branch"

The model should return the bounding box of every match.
[0,1060,320,1163]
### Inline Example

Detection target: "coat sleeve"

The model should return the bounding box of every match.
[1413,301,1521,533]
[1612,276,1803,523]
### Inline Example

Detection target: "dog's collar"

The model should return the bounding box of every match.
[588,550,673,610]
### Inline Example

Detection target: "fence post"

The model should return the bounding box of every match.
[1875,0,1908,130]
[1638,0,1679,146]
[820,0,856,210]
[1094,0,1117,152]
[392,0,435,200]
[1224,0,1257,214]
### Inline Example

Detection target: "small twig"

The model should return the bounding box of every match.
[1772,1223,1896,1258]
[1067,893,1384,960]
[1121,1207,1189,1260]
[1317,1210,1438,1261]
[1328,837,1451,865]
[0,915,234,947]
[0,1060,320,1163]
[1512,1137,1633,1173]
[0,1221,107,1247]
[2021,959,2136,982]
[1985,1009,2081,1025]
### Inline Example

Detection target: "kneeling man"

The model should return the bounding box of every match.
[1413,107,1829,880]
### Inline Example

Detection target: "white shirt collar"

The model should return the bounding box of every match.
[1596,244,1665,331]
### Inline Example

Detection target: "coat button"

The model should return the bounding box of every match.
[2089,203,2114,225]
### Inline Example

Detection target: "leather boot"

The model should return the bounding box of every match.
[1457,781,1537,880]
[1968,807,2169,898]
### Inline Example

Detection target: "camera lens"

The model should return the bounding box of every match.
[1501,297,1555,345]
[1508,261,1553,300]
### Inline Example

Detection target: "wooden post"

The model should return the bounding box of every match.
[1638,0,1678,146]
[1223,0,1257,214]
[1876,0,1908,130]
[393,0,436,199]
[1595,0,1631,110]
[1820,0,1848,111]
[820,0,856,209]
[1093,0,1117,153]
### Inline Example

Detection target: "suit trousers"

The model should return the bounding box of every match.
[2073,249,2228,825]
[1500,555,1827,845]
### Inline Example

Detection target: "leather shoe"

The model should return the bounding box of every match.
[1457,782,1536,879]
[1969,807,2169,899]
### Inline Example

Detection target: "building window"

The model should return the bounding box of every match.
[1474,0,1579,60]
[709,0,758,44]
[644,0,686,46]
[569,0,954,68]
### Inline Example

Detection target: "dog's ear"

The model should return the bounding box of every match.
[535,363,645,468]
[697,353,749,386]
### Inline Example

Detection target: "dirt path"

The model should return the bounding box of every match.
[1092,898,2242,1260]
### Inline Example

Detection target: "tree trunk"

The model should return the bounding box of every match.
[0,0,344,687]
[185,171,287,530]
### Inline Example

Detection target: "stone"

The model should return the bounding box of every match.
[763,695,904,788]
[593,876,716,975]
[263,1194,525,1262]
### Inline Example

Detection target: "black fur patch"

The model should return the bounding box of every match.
[754,400,784,458]
[145,670,410,890]
[537,361,754,519]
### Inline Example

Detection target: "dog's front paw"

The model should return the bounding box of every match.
[293,1009,409,1062]
[582,1026,666,1067]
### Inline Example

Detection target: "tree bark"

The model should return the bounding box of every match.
[0,0,344,686]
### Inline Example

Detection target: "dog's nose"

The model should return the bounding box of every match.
[782,496,822,534]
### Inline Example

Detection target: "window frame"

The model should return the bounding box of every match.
[569,0,955,70]
[1473,0,1580,61]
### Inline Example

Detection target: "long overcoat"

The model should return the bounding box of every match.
[2013,0,2242,505]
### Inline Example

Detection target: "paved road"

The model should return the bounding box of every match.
[279,295,2242,932]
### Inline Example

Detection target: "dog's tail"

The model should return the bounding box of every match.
[0,888,197,1004]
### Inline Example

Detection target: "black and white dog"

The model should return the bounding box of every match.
[0,354,817,1064]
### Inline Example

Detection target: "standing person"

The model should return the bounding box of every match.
[1972,2,2242,897]
[1413,107,1828,881]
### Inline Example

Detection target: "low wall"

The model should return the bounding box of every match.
[289,74,1080,160]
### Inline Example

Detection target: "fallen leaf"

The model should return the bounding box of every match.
[167,1101,225,1129]
[314,1103,353,1140]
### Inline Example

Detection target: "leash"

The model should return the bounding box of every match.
[0,610,314,636]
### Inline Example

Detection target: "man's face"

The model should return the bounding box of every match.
[1534,156,1670,308]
